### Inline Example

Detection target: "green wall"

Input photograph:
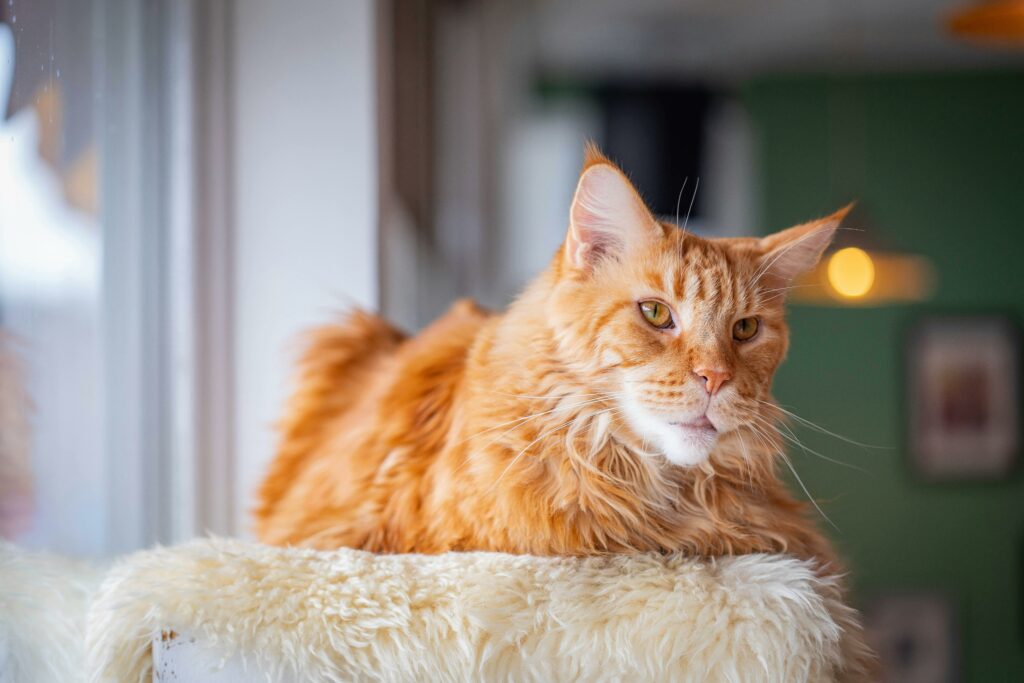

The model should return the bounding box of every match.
[744,72,1024,681]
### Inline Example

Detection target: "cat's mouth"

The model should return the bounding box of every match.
[620,401,721,466]
[669,415,717,434]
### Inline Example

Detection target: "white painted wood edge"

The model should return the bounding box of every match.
[152,632,287,683]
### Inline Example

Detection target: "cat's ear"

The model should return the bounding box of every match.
[565,146,661,269]
[756,205,852,284]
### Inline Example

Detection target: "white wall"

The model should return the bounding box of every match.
[231,0,378,534]
[497,102,599,305]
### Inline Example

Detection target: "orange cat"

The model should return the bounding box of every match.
[255,145,874,677]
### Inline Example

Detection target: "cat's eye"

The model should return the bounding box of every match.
[639,300,674,329]
[732,317,759,342]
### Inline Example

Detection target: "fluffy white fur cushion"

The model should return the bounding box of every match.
[0,543,103,683]
[79,539,851,682]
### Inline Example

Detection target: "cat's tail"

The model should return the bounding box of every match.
[253,310,405,537]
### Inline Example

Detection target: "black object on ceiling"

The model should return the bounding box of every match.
[595,83,713,223]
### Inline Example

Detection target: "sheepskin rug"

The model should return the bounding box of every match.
[78,538,852,682]
[0,543,104,683]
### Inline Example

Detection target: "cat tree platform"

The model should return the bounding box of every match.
[3,538,855,681]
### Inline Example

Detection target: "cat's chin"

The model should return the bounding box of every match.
[622,405,719,467]
[659,426,719,466]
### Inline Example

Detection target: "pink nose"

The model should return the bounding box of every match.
[694,367,731,395]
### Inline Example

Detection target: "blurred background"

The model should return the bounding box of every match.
[1,0,1023,679]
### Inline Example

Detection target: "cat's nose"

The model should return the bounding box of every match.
[694,367,731,395]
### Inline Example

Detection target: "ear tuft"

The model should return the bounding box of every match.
[757,204,852,285]
[565,146,659,269]
[582,140,611,171]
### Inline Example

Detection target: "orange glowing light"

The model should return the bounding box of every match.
[827,247,875,298]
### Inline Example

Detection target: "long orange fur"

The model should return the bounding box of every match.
[255,146,875,678]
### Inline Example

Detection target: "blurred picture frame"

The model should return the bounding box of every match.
[906,315,1020,481]
[864,593,958,683]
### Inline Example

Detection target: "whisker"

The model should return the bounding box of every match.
[487,417,578,493]
[734,428,756,490]
[756,283,821,306]
[492,390,625,401]
[744,421,782,456]
[455,395,616,447]
[674,177,689,230]
[742,419,840,530]
[754,398,887,450]
[749,412,868,474]
[758,292,800,305]
[779,451,840,531]
[759,284,817,295]
[570,409,667,494]
[449,395,622,478]
[487,406,623,493]
[683,177,700,232]
[777,422,868,474]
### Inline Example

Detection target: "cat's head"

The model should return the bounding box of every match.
[545,146,847,467]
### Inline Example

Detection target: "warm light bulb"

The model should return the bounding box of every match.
[827,247,875,298]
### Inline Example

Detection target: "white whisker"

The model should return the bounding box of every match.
[779,451,839,531]
[486,406,622,493]
[456,395,616,447]
[674,177,689,229]
[754,398,887,450]
[749,412,868,474]
[741,420,837,528]
[683,177,700,232]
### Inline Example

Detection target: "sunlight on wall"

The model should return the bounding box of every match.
[0,25,97,303]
